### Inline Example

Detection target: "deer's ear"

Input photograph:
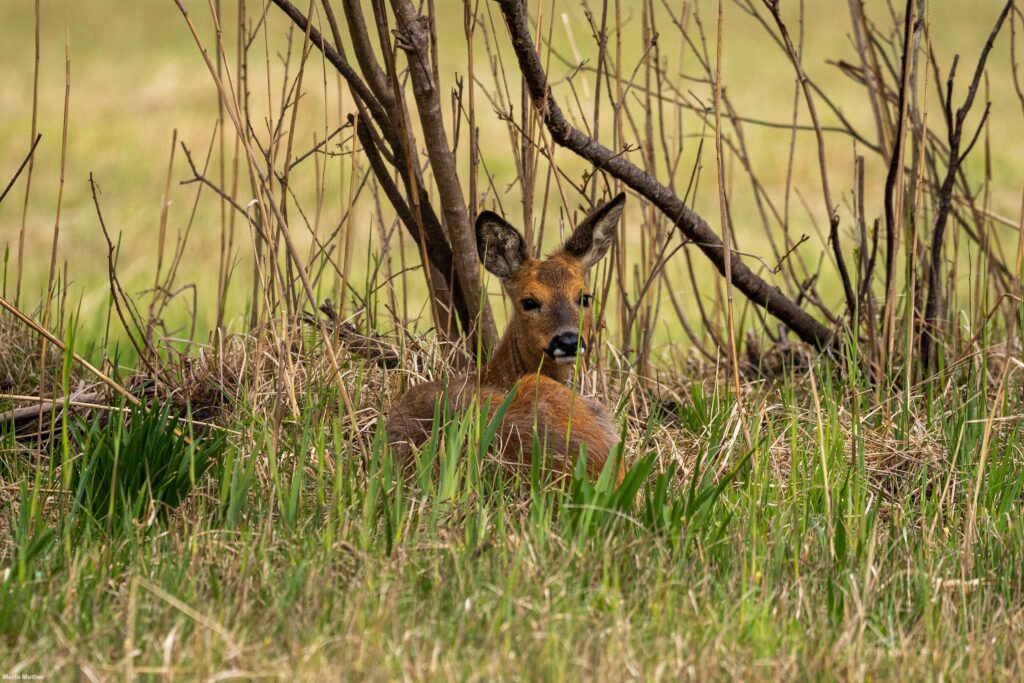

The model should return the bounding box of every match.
[476,211,529,280]
[562,192,625,269]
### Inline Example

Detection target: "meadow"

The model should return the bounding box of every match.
[2,0,1024,679]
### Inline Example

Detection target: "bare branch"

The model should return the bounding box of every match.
[390,0,497,352]
[0,133,42,206]
[497,0,834,349]
[921,0,1012,369]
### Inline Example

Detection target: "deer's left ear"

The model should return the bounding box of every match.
[561,192,625,269]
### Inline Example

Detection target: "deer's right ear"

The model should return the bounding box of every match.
[476,211,529,280]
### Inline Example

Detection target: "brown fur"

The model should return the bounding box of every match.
[386,194,626,482]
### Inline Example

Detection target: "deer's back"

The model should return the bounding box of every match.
[386,373,620,481]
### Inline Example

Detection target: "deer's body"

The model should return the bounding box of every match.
[386,194,627,481]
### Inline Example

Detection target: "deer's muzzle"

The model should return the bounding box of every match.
[546,332,586,364]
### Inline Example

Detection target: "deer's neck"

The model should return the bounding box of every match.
[478,320,572,389]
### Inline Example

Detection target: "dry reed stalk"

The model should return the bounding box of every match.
[904,0,931,396]
[32,35,72,441]
[13,0,40,307]
[712,0,751,449]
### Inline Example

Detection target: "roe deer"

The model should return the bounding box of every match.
[386,193,627,482]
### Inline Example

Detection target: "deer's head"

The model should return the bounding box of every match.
[476,193,625,373]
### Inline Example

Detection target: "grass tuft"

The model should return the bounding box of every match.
[70,401,226,528]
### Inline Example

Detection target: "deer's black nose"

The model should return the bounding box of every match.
[546,332,586,362]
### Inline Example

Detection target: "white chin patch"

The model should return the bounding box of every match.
[553,354,578,365]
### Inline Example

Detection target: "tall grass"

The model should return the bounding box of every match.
[1,0,1023,679]
[3,293,1023,677]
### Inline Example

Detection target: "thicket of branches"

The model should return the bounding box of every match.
[239,0,1019,383]
[9,0,1018,401]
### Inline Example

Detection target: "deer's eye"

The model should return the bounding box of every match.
[579,294,593,308]
[521,298,541,312]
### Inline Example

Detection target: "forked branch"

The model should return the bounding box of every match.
[920,0,1012,369]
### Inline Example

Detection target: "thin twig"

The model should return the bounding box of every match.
[0,133,42,206]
